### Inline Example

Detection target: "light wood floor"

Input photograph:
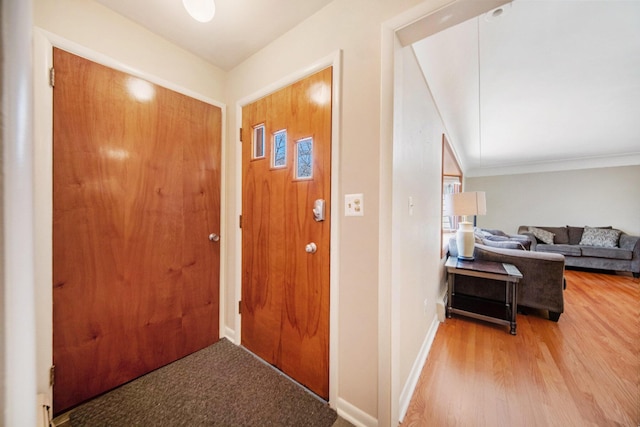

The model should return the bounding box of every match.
[402,269,639,427]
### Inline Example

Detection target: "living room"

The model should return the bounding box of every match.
[392,0,638,425]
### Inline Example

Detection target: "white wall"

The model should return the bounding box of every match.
[3,1,38,425]
[467,165,640,236]
[34,0,226,98]
[32,0,227,415]
[392,46,446,421]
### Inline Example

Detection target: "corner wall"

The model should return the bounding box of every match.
[392,45,447,421]
[467,165,640,236]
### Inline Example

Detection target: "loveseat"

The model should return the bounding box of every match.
[448,239,566,321]
[518,225,640,278]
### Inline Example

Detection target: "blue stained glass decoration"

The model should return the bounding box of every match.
[273,131,287,168]
[296,138,313,179]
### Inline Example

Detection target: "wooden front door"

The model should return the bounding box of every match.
[241,67,332,399]
[52,48,221,413]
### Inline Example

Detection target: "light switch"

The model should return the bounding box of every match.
[345,193,364,216]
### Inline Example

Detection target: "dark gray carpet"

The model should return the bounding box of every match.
[69,338,337,426]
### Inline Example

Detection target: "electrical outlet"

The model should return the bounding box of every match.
[345,193,364,216]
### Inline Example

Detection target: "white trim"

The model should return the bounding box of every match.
[224,326,236,343]
[336,397,378,427]
[234,50,342,407]
[378,19,397,427]
[398,316,440,422]
[34,29,224,109]
[466,152,640,177]
[32,28,228,413]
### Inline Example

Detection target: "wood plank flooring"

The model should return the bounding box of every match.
[402,269,639,427]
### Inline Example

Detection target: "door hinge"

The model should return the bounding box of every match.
[50,365,55,386]
[238,300,242,314]
[239,215,242,228]
[239,128,243,142]
[49,67,55,87]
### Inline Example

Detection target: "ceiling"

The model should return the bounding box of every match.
[413,0,640,176]
[94,0,639,176]
[95,0,334,71]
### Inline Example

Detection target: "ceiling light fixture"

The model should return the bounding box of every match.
[182,0,216,23]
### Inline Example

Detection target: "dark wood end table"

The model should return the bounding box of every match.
[445,256,522,335]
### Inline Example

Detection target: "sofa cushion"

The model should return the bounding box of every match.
[541,226,570,244]
[568,225,613,245]
[537,244,582,256]
[529,226,556,244]
[567,226,584,245]
[579,226,621,248]
[580,246,633,260]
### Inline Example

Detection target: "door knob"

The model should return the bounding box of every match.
[209,233,220,242]
[305,242,317,253]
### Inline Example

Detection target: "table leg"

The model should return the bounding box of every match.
[447,272,454,319]
[510,281,517,335]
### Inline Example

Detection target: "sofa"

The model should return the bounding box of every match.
[448,239,566,321]
[518,225,640,278]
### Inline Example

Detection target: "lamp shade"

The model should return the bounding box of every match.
[443,191,486,217]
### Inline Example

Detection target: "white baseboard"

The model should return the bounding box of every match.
[398,315,440,423]
[337,397,378,427]
[224,326,236,342]
[436,289,448,322]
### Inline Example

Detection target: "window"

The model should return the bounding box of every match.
[295,137,313,179]
[252,124,265,159]
[441,135,463,256]
[272,130,287,168]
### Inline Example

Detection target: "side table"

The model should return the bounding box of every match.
[445,256,522,335]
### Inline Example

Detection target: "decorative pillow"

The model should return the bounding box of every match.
[579,226,621,248]
[528,226,555,245]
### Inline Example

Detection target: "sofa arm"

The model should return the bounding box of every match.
[620,233,640,274]
[520,231,538,250]
[473,244,565,316]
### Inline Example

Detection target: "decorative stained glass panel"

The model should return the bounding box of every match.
[253,124,265,159]
[296,137,313,179]
[272,130,287,168]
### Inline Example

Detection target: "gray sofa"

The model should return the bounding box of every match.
[518,225,640,278]
[449,239,566,321]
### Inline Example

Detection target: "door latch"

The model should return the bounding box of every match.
[313,199,325,222]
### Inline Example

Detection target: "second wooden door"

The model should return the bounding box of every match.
[241,67,332,399]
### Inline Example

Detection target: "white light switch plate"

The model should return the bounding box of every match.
[345,193,364,216]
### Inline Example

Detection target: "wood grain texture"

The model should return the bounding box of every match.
[52,48,221,413]
[402,270,639,426]
[241,68,332,399]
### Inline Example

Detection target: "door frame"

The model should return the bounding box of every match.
[33,29,227,412]
[234,50,342,406]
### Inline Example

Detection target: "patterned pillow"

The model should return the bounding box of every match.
[528,226,555,244]
[579,226,621,248]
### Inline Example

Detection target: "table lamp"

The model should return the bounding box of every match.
[444,191,486,260]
